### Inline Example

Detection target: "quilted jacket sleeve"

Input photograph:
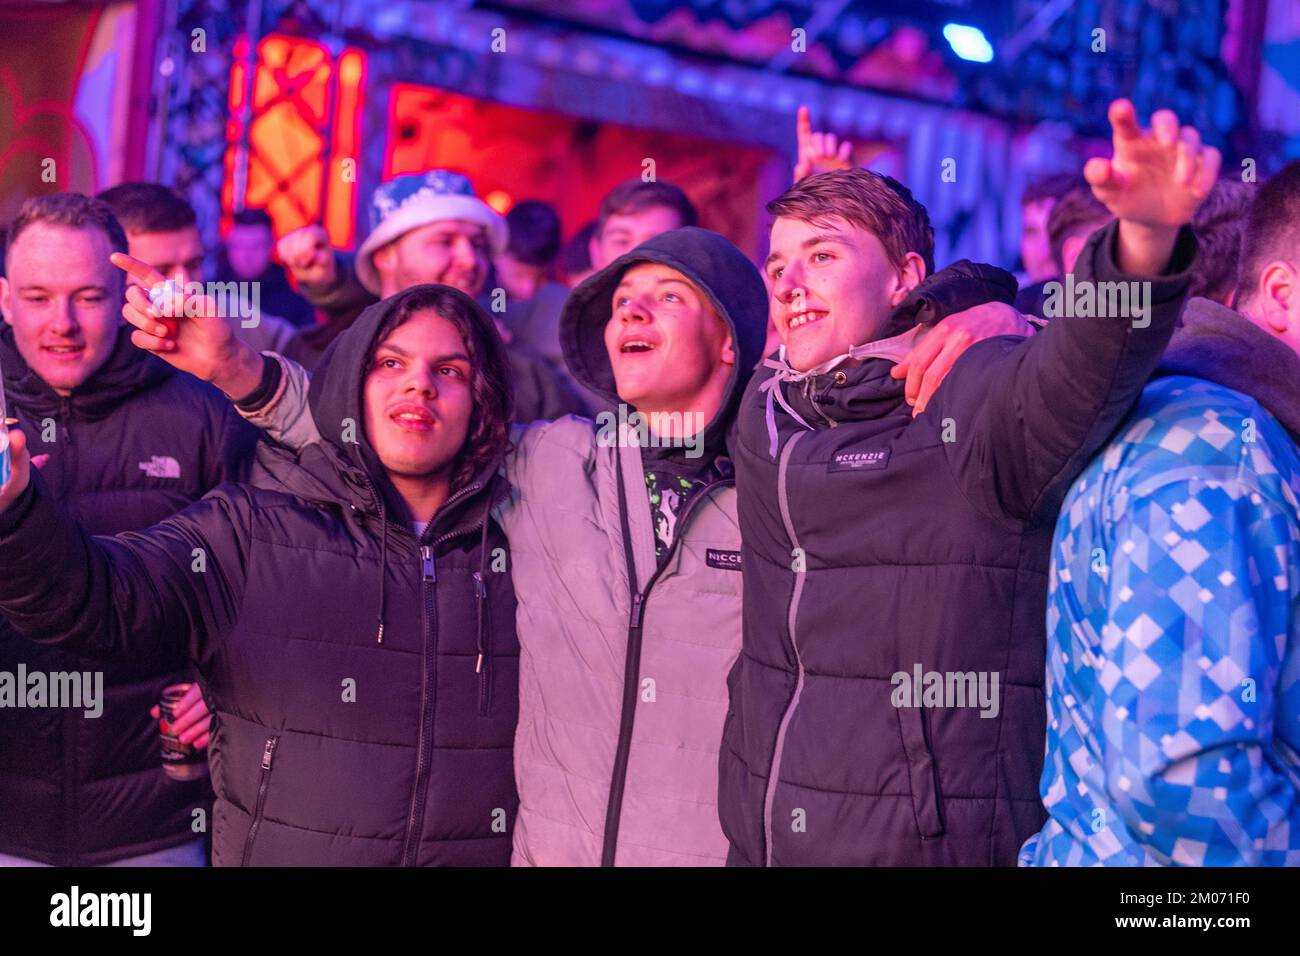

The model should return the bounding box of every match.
[937,220,1197,525]
[0,471,250,671]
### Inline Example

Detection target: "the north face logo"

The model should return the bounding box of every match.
[138,456,181,479]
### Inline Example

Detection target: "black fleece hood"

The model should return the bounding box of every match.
[304,283,511,530]
[560,226,768,454]
[1,323,173,421]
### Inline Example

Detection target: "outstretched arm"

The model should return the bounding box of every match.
[0,429,245,667]
[939,99,1218,523]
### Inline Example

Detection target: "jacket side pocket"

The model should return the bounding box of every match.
[895,705,945,838]
[240,735,279,866]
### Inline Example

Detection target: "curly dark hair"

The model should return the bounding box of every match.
[371,285,514,492]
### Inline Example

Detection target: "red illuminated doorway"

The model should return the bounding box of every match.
[385,84,785,259]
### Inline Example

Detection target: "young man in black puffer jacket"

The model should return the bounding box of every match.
[0,194,258,866]
[0,281,521,866]
[722,99,1220,866]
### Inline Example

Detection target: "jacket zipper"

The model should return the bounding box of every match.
[400,544,437,866]
[599,470,736,867]
[356,472,484,866]
[240,735,279,866]
[473,570,490,716]
[58,398,76,501]
[761,430,809,866]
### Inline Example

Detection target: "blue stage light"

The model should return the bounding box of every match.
[943,23,994,63]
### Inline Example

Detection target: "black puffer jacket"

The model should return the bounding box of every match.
[0,287,520,865]
[0,324,257,865]
[721,223,1197,866]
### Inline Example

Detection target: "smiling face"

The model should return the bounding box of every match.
[764,215,924,372]
[363,308,475,484]
[373,220,491,298]
[0,222,123,395]
[603,262,734,416]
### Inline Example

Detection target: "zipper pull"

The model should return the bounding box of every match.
[261,737,277,770]
[421,545,435,581]
[629,592,644,629]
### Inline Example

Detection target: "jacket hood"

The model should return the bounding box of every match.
[560,226,768,455]
[1157,296,1300,439]
[887,260,1018,338]
[303,283,510,532]
[1,323,173,421]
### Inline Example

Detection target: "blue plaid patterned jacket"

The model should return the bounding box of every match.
[1020,375,1300,866]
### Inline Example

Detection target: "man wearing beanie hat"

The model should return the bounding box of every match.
[277,169,583,422]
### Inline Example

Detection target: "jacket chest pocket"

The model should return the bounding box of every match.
[894,706,945,838]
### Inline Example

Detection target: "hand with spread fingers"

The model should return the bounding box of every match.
[111,252,265,401]
[793,105,854,182]
[1085,98,1222,275]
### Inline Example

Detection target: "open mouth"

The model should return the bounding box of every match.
[619,339,657,354]
[786,311,827,331]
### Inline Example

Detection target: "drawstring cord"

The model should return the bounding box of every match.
[474,489,494,715]
[758,327,928,459]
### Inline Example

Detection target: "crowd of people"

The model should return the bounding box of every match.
[0,96,1296,867]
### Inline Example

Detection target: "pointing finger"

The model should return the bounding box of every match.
[109,252,166,291]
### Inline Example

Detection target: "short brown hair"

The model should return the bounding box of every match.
[1237,161,1300,306]
[1189,179,1254,304]
[767,168,935,275]
[97,181,196,235]
[596,179,697,236]
[1047,183,1112,274]
[5,193,128,268]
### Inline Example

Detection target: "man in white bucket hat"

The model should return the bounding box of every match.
[277,169,582,421]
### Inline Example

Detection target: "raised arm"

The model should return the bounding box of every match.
[113,252,322,452]
[938,99,1218,523]
[277,226,377,323]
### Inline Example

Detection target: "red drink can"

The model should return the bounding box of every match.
[159,683,208,781]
